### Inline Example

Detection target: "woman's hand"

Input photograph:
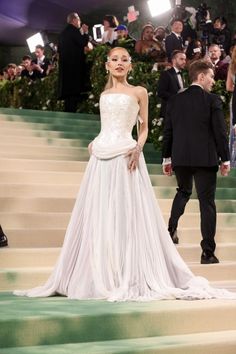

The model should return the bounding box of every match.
[125,144,142,172]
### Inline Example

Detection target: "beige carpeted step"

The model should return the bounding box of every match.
[0,157,87,172]
[4,227,235,248]
[0,211,235,228]
[0,142,89,157]
[1,330,236,354]
[1,264,236,290]
[1,245,236,268]
[0,127,60,138]
[0,134,89,148]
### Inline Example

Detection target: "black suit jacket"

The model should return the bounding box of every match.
[157,67,181,118]
[58,24,89,99]
[31,57,51,78]
[162,85,230,167]
[165,33,183,62]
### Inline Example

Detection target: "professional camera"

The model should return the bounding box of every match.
[196,3,210,30]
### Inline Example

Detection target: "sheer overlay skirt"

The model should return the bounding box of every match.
[14,154,236,300]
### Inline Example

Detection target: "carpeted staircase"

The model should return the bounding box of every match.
[0,107,236,353]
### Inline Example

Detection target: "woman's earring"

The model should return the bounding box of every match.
[106,69,109,74]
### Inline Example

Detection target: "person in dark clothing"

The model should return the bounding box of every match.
[157,50,186,119]
[20,55,38,81]
[162,60,230,264]
[165,19,184,62]
[32,45,52,78]
[58,12,89,113]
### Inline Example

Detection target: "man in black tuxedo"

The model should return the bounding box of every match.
[32,45,52,78]
[162,60,230,264]
[157,50,186,119]
[165,19,184,62]
[58,12,89,113]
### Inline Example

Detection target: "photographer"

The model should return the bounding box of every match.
[32,45,52,78]
[196,4,231,55]
[195,3,212,47]
[211,17,231,55]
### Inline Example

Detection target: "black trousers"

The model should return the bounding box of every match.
[168,166,217,254]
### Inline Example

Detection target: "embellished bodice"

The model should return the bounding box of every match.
[92,93,140,159]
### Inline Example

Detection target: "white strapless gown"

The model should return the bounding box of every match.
[14,94,236,301]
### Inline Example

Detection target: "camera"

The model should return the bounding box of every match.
[196,3,210,30]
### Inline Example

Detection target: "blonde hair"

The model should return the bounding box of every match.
[105,47,131,90]
[229,46,236,75]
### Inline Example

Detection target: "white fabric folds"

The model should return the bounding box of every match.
[14,94,236,301]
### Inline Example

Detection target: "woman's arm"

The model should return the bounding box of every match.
[226,67,234,92]
[136,86,149,148]
[126,87,148,171]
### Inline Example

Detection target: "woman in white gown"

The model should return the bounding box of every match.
[14,47,236,301]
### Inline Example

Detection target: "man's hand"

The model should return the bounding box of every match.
[220,163,230,176]
[81,24,89,33]
[163,163,173,176]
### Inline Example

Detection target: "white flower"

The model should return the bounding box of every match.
[19,107,22,109]
[152,118,158,126]
[220,95,226,102]
[157,120,162,126]
[89,94,94,99]
[42,106,47,110]
[156,103,161,108]
[158,135,163,141]
[128,76,133,80]
[94,103,99,107]
[151,129,155,134]
[148,92,153,96]
[46,100,50,105]
[18,89,22,93]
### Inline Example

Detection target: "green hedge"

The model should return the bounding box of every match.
[0,44,231,150]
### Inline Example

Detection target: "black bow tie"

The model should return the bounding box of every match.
[176,71,182,75]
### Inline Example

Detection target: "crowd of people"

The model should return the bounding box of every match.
[1,10,236,111]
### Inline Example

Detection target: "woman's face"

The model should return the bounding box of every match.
[106,49,131,78]
[143,27,154,41]
[103,20,110,30]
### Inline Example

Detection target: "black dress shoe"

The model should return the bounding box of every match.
[169,229,179,244]
[201,252,219,264]
[0,225,8,247]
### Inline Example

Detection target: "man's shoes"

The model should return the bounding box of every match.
[201,251,219,264]
[0,225,8,247]
[169,229,179,244]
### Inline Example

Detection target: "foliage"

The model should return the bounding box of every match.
[0,70,64,112]
[0,43,231,151]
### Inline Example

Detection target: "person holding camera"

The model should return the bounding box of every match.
[210,17,231,56]
[135,24,166,63]
[31,45,52,78]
